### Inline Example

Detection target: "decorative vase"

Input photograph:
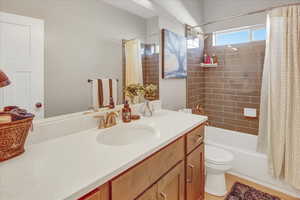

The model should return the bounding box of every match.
[145,95,156,101]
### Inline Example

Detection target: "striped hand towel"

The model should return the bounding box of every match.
[92,79,118,110]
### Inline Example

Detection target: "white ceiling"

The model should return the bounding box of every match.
[100,0,157,18]
[152,0,203,26]
[101,0,203,26]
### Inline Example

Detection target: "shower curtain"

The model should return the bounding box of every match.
[257,6,300,189]
[124,39,143,86]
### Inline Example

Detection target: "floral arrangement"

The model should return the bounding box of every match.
[124,83,157,103]
[144,84,158,100]
[124,84,145,103]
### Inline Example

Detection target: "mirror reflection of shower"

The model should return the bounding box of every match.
[123,39,160,103]
[124,39,143,87]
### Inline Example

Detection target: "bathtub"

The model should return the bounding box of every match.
[205,126,300,198]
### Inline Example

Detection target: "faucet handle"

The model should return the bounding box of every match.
[115,111,120,117]
[105,111,119,128]
[99,119,106,129]
[109,111,120,120]
[93,115,106,129]
[110,111,121,119]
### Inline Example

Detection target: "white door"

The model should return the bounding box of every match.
[0,12,44,118]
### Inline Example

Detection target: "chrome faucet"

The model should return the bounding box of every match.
[94,111,119,129]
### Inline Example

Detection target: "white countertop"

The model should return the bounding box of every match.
[0,110,207,200]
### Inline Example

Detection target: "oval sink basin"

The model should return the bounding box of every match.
[97,123,160,146]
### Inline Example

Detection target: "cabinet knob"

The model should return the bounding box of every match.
[160,192,167,200]
[195,135,204,144]
[35,102,42,108]
[187,164,195,183]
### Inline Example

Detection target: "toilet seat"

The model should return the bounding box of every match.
[205,145,234,165]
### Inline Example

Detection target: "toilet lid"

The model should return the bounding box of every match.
[205,145,234,164]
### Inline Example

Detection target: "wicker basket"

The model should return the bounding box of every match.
[0,117,33,162]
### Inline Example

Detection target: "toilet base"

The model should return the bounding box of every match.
[205,172,227,196]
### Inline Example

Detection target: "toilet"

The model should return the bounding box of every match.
[205,145,234,196]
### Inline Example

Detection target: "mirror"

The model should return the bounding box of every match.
[0,0,160,119]
[123,39,160,104]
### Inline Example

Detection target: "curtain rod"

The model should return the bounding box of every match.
[192,2,300,28]
[88,79,119,83]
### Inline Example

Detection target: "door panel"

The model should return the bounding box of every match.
[2,23,31,65]
[186,144,205,200]
[157,162,184,200]
[136,185,157,200]
[0,12,44,118]
[112,138,184,200]
[99,183,109,200]
[83,191,99,200]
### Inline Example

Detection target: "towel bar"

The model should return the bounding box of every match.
[88,79,119,83]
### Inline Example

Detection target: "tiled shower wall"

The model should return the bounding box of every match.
[188,34,265,135]
[142,44,160,99]
[204,34,265,135]
[187,43,205,108]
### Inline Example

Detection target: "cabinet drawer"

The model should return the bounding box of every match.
[186,125,204,154]
[111,138,184,200]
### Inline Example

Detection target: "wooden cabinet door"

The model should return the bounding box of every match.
[136,185,157,200]
[112,138,184,200]
[186,144,205,200]
[79,190,100,200]
[79,183,109,200]
[157,162,185,200]
[99,183,109,200]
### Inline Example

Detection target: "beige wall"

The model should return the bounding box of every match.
[145,0,205,111]
[203,0,300,32]
[145,16,188,111]
[0,0,147,117]
[158,16,187,111]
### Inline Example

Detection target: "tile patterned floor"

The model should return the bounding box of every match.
[205,174,298,200]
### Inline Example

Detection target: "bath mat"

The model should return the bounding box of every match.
[225,182,281,200]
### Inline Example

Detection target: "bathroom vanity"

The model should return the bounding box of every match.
[80,124,205,200]
[0,104,207,200]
